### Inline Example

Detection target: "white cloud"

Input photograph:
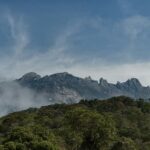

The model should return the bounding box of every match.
[0,11,80,79]
[1,11,150,87]
[120,15,150,40]
[117,0,135,15]
[65,61,150,86]
[6,12,29,56]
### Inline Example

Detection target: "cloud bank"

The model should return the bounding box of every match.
[0,9,150,86]
[0,81,49,116]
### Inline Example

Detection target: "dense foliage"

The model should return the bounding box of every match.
[0,96,150,150]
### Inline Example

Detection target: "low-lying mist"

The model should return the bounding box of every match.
[0,81,50,116]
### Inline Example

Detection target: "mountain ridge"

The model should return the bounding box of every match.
[0,72,150,116]
[18,72,148,87]
[16,72,150,102]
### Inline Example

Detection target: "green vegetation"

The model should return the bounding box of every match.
[0,96,150,150]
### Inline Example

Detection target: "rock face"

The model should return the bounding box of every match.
[15,72,150,103]
[18,72,41,83]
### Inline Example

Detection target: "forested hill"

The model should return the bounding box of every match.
[0,96,150,150]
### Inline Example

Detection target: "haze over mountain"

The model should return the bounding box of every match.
[17,72,150,100]
[0,72,150,116]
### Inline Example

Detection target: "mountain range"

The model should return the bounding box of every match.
[16,72,150,103]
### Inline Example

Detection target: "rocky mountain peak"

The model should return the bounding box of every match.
[19,72,41,81]
[15,72,150,100]
[52,72,71,77]
[99,78,109,87]
[59,72,69,75]
[126,78,142,88]
[85,76,92,81]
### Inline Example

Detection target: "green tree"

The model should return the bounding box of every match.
[8,127,33,143]
[16,143,26,150]
[64,107,117,150]
[0,145,4,150]
[4,142,16,150]
[31,141,58,150]
[111,137,137,150]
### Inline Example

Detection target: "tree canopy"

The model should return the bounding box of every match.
[0,96,149,150]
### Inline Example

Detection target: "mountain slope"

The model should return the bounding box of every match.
[0,96,149,150]
[0,72,150,116]
[17,72,150,102]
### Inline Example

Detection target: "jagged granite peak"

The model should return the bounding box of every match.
[19,72,41,81]
[126,78,142,87]
[116,81,121,85]
[85,76,92,81]
[49,72,73,78]
[116,78,143,91]
[52,72,70,76]
[99,78,109,87]
[14,72,150,101]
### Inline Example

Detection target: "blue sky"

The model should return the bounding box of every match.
[1,0,150,85]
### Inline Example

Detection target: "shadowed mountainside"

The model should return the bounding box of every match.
[0,72,150,116]
[17,72,150,102]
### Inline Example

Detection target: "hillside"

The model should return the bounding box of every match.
[0,96,149,150]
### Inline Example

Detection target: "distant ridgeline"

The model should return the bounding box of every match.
[0,96,149,149]
[0,72,150,116]
[16,72,150,103]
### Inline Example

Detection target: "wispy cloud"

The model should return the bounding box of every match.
[117,0,136,15]
[67,61,150,86]
[120,15,150,41]
[1,10,150,86]
[5,12,29,56]
[0,11,80,78]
